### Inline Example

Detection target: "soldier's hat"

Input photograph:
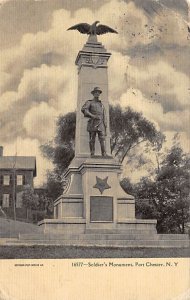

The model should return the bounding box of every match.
[91,87,102,94]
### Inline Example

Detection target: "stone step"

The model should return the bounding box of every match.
[157,234,189,240]
[18,233,189,241]
[21,232,143,240]
[0,238,18,245]
[0,234,18,238]
[5,238,190,248]
[19,233,155,241]
[85,229,156,234]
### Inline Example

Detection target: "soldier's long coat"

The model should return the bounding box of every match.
[81,99,107,134]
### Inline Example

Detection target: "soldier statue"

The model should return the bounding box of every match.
[81,87,107,157]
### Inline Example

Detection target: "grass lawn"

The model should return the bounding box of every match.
[0,245,189,259]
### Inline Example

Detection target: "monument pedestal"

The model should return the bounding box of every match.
[39,157,157,235]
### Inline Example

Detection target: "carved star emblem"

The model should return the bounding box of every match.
[93,176,111,194]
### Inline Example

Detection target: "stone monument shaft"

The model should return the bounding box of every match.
[75,38,111,157]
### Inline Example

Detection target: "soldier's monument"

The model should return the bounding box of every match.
[39,22,158,241]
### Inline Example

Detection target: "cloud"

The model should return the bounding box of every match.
[163,131,190,153]
[23,102,58,142]
[0,91,19,113]
[0,71,11,94]
[119,88,161,128]
[0,0,189,185]
[108,51,130,98]
[153,8,188,46]
[97,1,150,50]
[125,60,190,111]
[18,64,68,104]
[0,61,77,143]
[119,88,190,135]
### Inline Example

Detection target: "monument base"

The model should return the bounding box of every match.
[35,219,189,248]
[38,218,157,235]
[54,156,157,228]
[39,156,158,236]
[36,156,189,248]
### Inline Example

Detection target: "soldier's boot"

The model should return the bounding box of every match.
[100,139,107,157]
[89,141,95,157]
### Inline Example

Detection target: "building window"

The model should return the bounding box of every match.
[3,175,10,186]
[16,192,23,208]
[2,194,10,207]
[17,175,23,186]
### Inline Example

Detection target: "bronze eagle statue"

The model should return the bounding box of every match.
[67,21,118,36]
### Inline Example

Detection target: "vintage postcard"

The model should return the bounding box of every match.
[0,0,189,299]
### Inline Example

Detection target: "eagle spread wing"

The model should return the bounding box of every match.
[96,24,118,35]
[67,23,90,34]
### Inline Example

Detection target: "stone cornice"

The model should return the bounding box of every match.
[75,41,111,70]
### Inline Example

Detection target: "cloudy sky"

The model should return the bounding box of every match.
[0,0,189,186]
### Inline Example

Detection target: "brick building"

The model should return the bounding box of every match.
[0,146,36,219]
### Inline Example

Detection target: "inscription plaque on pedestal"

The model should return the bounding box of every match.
[90,196,113,222]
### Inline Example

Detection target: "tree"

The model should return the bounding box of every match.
[42,170,64,202]
[121,177,160,220]
[41,105,164,172]
[155,146,190,233]
[22,185,54,222]
[22,185,39,220]
[40,112,76,174]
[109,106,164,163]
[37,190,54,218]
[123,146,190,233]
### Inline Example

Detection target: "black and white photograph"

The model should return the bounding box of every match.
[0,0,189,299]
